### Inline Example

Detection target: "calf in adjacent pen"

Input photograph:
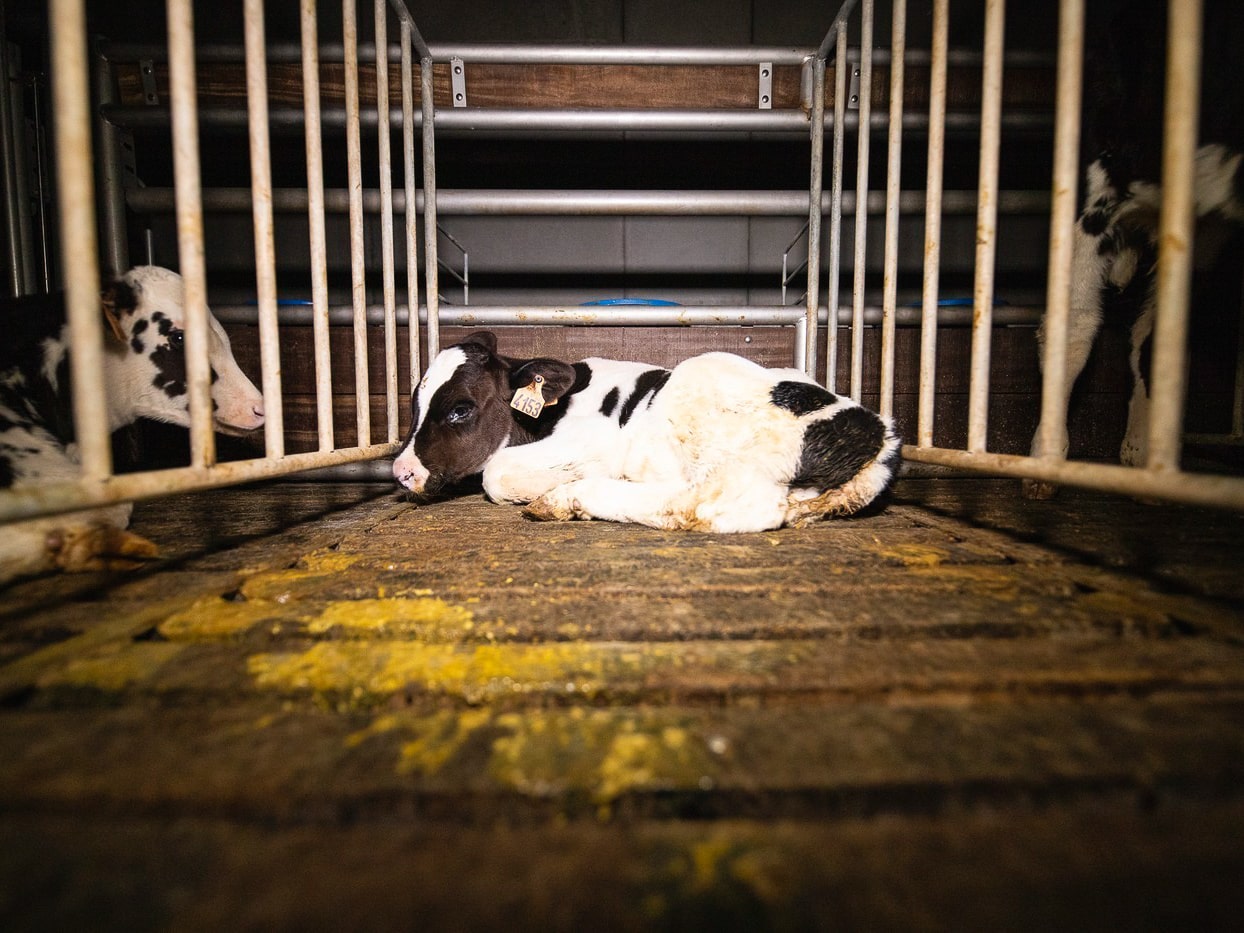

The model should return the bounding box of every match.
[1026,0,1244,497]
[0,266,265,583]
[393,331,900,532]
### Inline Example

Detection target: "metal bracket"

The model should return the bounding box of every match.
[450,57,466,107]
[757,62,772,109]
[139,59,158,105]
[847,63,861,110]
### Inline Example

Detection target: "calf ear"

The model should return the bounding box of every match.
[100,280,135,343]
[510,359,578,404]
[458,331,498,355]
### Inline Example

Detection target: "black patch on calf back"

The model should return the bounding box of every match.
[600,387,619,418]
[791,406,885,490]
[619,368,671,426]
[771,381,837,416]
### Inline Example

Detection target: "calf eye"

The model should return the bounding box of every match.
[446,401,476,425]
[168,329,185,351]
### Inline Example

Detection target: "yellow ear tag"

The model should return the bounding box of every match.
[510,375,556,418]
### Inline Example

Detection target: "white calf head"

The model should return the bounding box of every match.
[392,331,576,496]
[102,266,265,434]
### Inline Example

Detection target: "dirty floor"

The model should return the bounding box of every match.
[2,478,1243,931]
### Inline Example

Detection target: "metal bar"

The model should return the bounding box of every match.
[1036,0,1084,464]
[849,0,873,402]
[375,0,399,443]
[125,185,1051,216]
[102,104,1054,137]
[91,41,129,280]
[1147,0,1201,472]
[400,20,421,393]
[166,0,215,468]
[967,0,1007,453]
[825,25,848,391]
[817,0,863,60]
[211,302,1046,329]
[0,3,25,296]
[0,444,402,525]
[244,0,284,460]
[917,0,949,446]
[901,446,1244,512]
[49,0,109,480]
[421,55,441,358]
[100,40,1055,69]
[383,0,431,60]
[879,0,906,420]
[803,55,827,375]
[343,0,371,445]
[301,0,334,452]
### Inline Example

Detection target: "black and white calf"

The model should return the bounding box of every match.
[0,266,265,582]
[392,332,900,532]
[1027,0,1244,496]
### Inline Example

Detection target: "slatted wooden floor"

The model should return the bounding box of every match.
[2,477,1243,930]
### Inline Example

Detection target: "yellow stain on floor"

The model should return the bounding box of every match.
[875,543,952,567]
[36,642,185,691]
[159,594,284,639]
[306,598,475,638]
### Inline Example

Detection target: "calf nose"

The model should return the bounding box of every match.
[392,449,429,492]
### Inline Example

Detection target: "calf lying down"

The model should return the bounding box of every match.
[0,266,264,584]
[393,332,901,532]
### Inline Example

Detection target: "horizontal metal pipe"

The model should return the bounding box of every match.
[210,302,1045,328]
[102,105,1053,136]
[902,446,1244,512]
[126,186,1050,216]
[0,443,401,525]
[99,41,1054,68]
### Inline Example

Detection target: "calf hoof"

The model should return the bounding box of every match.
[48,524,160,573]
[523,492,580,523]
[1021,478,1058,500]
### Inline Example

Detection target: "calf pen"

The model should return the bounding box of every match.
[4,0,1244,928]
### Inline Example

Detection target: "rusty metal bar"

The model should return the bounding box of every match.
[166,0,215,468]
[401,20,421,389]
[879,0,905,420]
[244,0,285,460]
[1147,0,1201,472]
[375,0,399,443]
[1035,0,1084,465]
[301,0,334,452]
[917,0,949,446]
[849,0,873,402]
[49,0,109,482]
[343,0,371,445]
[967,0,1006,453]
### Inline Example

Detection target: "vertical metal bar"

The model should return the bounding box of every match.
[1036,0,1084,462]
[918,0,949,446]
[50,0,109,480]
[803,54,827,375]
[421,55,441,359]
[879,0,906,420]
[301,0,334,452]
[849,0,873,403]
[91,42,129,280]
[401,20,421,389]
[794,315,809,372]
[343,0,371,445]
[30,73,52,291]
[1147,0,1201,471]
[166,0,215,467]
[825,26,848,392]
[375,0,399,442]
[967,0,1006,453]
[244,0,284,459]
[0,4,26,296]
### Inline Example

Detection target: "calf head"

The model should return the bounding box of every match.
[393,331,576,496]
[102,266,264,434]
